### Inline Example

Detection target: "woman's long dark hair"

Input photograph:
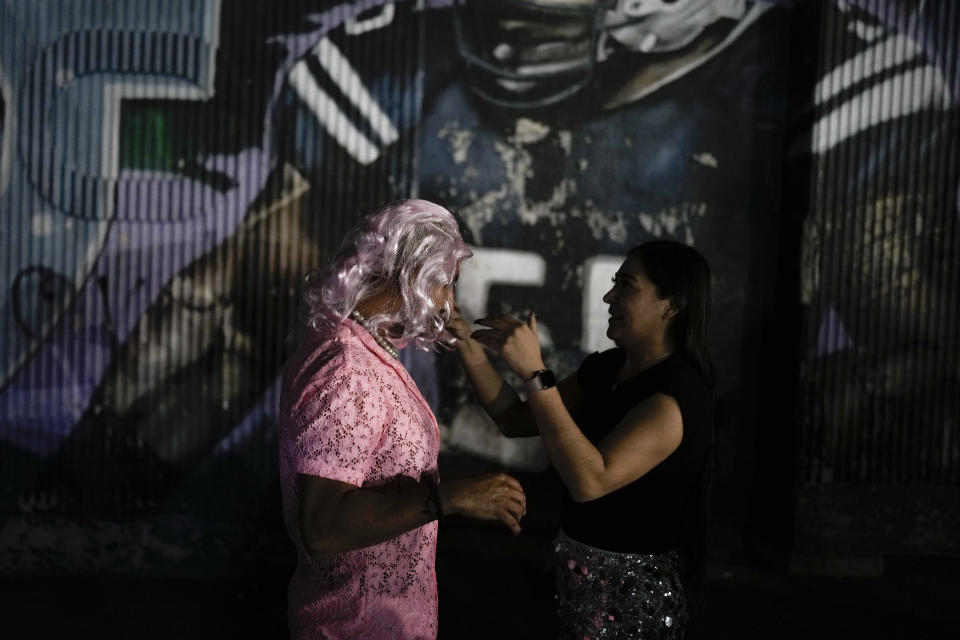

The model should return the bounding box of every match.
[631,239,715,625]
[630,240,716,387]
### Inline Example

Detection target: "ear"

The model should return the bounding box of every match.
[662,303,678,321]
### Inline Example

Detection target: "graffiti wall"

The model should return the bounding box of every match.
[0,0,957,574]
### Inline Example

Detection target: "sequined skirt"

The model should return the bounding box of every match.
[554,530,687,640]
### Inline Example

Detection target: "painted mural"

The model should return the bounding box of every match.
[419,1,791,474]
[0,0,957,573]
[790,0,960,554]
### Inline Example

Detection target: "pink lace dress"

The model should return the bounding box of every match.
[278,318,441,639]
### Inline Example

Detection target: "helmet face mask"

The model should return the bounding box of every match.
[453,0,607,108]
[453,0,749,109]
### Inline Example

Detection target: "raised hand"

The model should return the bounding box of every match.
[471,313,546,380]
[446,305,474,341]
[440,472,527,535]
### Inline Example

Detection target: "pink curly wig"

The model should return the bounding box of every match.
[301,199,472,351]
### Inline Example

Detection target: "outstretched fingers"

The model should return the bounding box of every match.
[469,328,504,353]
[471,315,526,353]
[475,315,524,332]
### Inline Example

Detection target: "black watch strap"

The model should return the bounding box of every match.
[524,369,557,391]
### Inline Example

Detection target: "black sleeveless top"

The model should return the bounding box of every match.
[560,349,714,554]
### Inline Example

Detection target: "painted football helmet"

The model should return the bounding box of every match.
[453,0,754,108]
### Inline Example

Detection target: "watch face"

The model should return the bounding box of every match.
[539,369,558,388]
[529,369,558,390]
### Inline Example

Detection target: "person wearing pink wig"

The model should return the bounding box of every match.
[278,199,526,639]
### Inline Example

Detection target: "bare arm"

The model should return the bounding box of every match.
[525,389,682,502]
[451,308,582,437]
[472,313,682,502]
[298,472,527,556]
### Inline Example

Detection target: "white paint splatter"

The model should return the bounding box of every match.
[636,202,708,244]
[453,115,707,246]
[512,117,550,145]
[558,130,572,156]
[585,207,628,243]
[692,152,718,168]
[31,212,54,237]
[459,183,509,243]
[438,122,474,165]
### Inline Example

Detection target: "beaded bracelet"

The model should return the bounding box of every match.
[426,479,444,521]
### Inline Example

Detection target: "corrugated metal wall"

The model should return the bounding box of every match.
[0,0,424,572]
[1,0,957,573]
[795,0,960,556]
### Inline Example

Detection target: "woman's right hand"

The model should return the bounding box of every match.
[440,472,527,535]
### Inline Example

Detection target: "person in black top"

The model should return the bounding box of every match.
[450,240,715,639]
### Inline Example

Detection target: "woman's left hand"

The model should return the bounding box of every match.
[471,313,546,380]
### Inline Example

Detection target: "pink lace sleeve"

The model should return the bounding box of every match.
[286,345,388,487]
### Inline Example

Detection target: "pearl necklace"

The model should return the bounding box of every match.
[349,310,400,360]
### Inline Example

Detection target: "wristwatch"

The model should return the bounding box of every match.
[524,369,557,392]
